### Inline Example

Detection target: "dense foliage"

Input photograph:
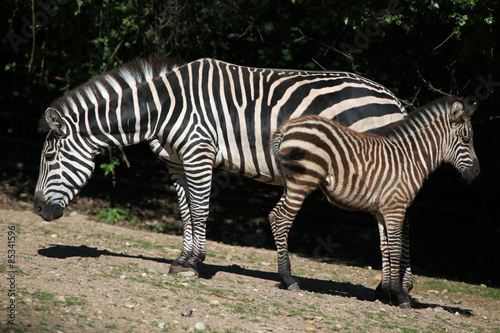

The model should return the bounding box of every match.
[1,0,499,285]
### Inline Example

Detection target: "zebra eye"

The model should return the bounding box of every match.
[461,136,471,144]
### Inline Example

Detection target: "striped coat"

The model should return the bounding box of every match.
[34,57,407,277]
[269,96,479,308]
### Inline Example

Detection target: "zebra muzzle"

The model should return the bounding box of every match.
[34,191,64,221]
[462,159,480,184]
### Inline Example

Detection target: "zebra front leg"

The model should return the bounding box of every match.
[169,153,215,277]
[375,216,413,303]
[384,209,411,309]
[168,176,200,276]
[400,216,413,296]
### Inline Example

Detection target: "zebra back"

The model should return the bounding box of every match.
[272,96,479,210]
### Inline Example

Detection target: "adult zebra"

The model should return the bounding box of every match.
[34,56,407,277]
[270,96,480,308]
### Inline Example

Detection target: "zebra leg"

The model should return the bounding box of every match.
[400,216,413,296]
[374,213,392,303]
[269,179,316,291]
[168,173,199,276]
[168,154,214,276]
[375,216,413,302]
[384,209,411,309]
[269,194,298,291]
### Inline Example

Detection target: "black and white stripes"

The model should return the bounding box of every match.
[34,57,407,276]
[269,96,480,308]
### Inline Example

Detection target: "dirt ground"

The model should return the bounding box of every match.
[1,196,499,332]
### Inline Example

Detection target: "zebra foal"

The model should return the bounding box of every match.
[269,96,480,308]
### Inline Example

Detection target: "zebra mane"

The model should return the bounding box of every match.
[39,55,183,133]
[383,96,467,140]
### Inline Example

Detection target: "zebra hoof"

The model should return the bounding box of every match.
[398,295,412,309]
[399,301,411,309]
[287,282,300,291]
[169,264,199,277]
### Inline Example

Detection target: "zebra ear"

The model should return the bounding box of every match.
[45,109,66,136]
[450,100,466,122]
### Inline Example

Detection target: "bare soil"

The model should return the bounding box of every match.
[1,196,499,332]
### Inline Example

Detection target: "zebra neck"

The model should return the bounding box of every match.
[393,114,448,180]
[83,79,164,148]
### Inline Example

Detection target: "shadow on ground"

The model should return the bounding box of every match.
[38,244,473,316]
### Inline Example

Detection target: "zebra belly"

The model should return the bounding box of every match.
[320,174,379,213]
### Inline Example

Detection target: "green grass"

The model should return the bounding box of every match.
[105,323,120,329]
[65,296,87,307]
[418,278,500,300]
[33,290,55,301]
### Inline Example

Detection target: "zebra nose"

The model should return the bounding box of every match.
[472,160,480,177]
[34,191,44,215]
[34,191,63,221]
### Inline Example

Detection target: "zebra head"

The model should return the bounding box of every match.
[443,99,480,183]
[34,108,96,221]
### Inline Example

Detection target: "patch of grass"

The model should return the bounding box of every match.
[33,305,49,312]
[65,296,87,307]
[400,328,421,333]
[33,290,55,301]
[104,323,120,329]
[419,278,500,300]
[96,205,138,226]
[232,305,246,313]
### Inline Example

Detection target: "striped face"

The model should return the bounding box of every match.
[444,102,480,183]
[34,111,95,221]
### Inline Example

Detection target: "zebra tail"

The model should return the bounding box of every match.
[271,130,306,163]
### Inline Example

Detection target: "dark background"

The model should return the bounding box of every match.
[1,0,499,286]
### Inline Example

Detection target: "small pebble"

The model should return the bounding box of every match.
[141,272,148,278]
[51,234,58,238]
[124,303,135,309]
[181,308,193,317]
[194,322,206,331]
[69,211,78,217]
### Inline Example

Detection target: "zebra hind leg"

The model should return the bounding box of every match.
[269,205,300,291]
[269,180,315,291]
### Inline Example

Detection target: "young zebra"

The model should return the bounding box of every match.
[34,56,407,278]
[269,96,480,308]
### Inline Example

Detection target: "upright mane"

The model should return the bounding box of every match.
[39,55,183,133]
[383,96,462,140]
